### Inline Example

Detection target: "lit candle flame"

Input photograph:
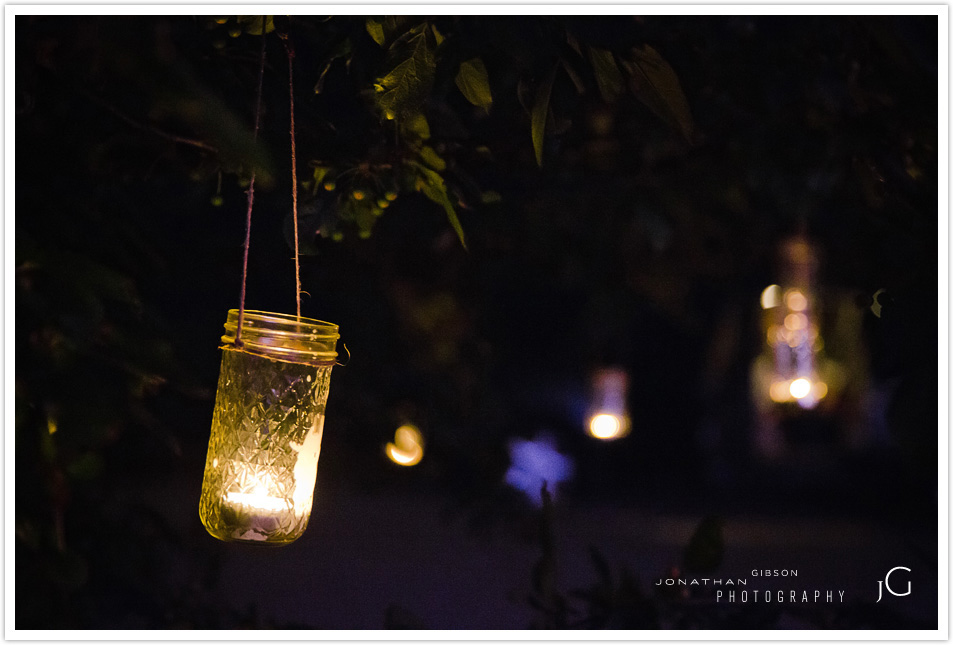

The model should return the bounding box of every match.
[588,413,628,440]
[789,378,812,400]
[224,491,290,513]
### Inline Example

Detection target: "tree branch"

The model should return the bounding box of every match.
[81,89,219,154]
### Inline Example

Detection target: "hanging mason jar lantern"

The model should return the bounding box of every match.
[199,309,339,545]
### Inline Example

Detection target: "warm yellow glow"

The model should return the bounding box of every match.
[789,378,812,399]
[386,424,424,466]
[814,381,828,399]
[766,325,780,346]
[225,491,290,513]
[588,413,626,440]
[769,381,791,402]
[221,464,295,514]
[784,313,808,331]
[761,285,782,309]
[386,443,423,466]
[47,416,58,435]
[395,425,421,446]
[785,290,808,312]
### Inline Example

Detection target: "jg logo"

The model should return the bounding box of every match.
[876,566,911,602]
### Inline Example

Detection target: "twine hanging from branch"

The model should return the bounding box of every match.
[234,18,268,348]
[280,26,302,321]
[235,17,305,343]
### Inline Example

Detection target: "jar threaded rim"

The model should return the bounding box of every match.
[221,309,339,365]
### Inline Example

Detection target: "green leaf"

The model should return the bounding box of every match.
[369,16,414,46]
[311,165,332,184]
[412,163,467,250]
[354,203,378,235]
[431,23,445,46]
[560,57,586,94]
[404,112,431,141]
[622,44,694,142]
[588,46,624,103]
[375,26,435,121]
[419,145,446,171]
[531,67,557,167]
[366,18,385,46]
[455,58,493,111]
[237,15,274,35]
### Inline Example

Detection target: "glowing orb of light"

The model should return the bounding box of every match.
[588,413,627,440]
[815,381,828,399]
[785,290,808,312]
[769,380,791,402]
[789,378,812,399]
[761,285,782,309]
[386,424,424,467]
[784,313,808,331]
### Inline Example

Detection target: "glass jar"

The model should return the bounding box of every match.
[199,310,339,545]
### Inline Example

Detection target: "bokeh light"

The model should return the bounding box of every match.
[784,313,808,331]
[386,424,424,467]
[761,284,782,309]
[789,378,812,399]
[588,413,627,440]
[769,380,791,402]
[504,435,574,506]
[785,289,808,312]
[588,367,630,440]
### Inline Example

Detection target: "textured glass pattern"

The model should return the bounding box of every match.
[199,347,333,544]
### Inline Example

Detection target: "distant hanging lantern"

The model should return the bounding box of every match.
[198,23,342,544]
[386,424,424,467]
[198,311,339,544]
[586,367,631,440]
[757,235,828,410]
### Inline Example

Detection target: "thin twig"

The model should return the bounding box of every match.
[235,23,268,347]
[81,89,218,154]
[282,27,302,321]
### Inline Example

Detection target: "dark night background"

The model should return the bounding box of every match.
[14,14,940,630]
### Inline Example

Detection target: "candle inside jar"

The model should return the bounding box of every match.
[225,489,290,513]
[221,489,288,541]
[210,417,324,542]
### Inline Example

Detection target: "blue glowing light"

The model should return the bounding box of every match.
[504,434,574,506]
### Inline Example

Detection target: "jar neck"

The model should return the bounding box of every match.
[221,309,339,366]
